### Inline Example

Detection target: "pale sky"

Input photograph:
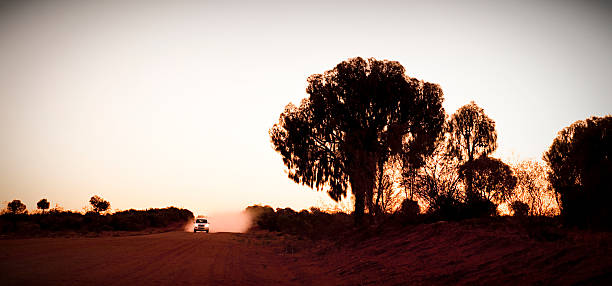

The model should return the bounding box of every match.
[1,0,610,215]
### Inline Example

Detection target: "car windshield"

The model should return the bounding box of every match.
[196,219,207,223]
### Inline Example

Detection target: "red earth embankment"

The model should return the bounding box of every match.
[309,219,612,285]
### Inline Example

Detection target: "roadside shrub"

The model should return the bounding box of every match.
[428,195,497,221]
[245,205,352,239]
[462,195,498,218]
[37,210,83,231]
[510,201,529,217]
[429,195,462,221]
[399,199,420,216]
[83,211,108,231]
[246,205,277,231]
[397,199,420,223]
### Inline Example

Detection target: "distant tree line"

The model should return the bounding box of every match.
[3,195,110,215]
[271,57,611,229]
[1,195,194,234]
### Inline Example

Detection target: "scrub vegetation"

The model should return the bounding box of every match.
[0,196,193,236]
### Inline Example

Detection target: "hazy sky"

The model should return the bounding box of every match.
[1,0,610,215]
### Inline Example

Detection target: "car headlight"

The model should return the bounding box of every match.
[205,224,209,227]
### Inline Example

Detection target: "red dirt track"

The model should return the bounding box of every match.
[0,231,338,286]
[1,222,612,285]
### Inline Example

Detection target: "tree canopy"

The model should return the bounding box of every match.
[448,101,497,163]
[543,115,612,228]
[458,156,516,204]
[89,195,111,214]
[7,200,27,214]
[37,198,50,214]
[270,57,445,222]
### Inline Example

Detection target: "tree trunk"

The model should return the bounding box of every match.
[354,187,365,225]
[466,141,474,197]
[349,165,376,226]
[375,164,383,217]
[346,142,377,225]
[466,171,473,197]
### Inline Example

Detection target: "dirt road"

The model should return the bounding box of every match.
[0,231,338,286]
[2,223,612,285]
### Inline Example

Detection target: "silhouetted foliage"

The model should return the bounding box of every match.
[412,133,462,209]
[397,199,420,223]
[511,160,559,216]
[89,195,110,214]
[245,205,352,239]
[245,205,277,231]
[543,116,612,229]
[427,194,460,220]
[0,207,193,235]
[37,198,50,214]
[448,101,497,195]
[398,103,504,221]
[412,147,503,220]
[428,194,497,221]
[372,164,403,216]
[399,199,420,215]
[510,200,529,217]
[458,156,516,205]
[7,200,27,214]
[270,57,445,223]
[109,207,194,231]
[463,194,498,218]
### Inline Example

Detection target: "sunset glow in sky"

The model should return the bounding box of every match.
[1,0,611,216]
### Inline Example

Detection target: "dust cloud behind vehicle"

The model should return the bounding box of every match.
[184,211,252,233]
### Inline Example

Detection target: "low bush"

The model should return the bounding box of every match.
[428,195,497,221]
[245,205,352,239]
[396,199,420,224]
[463,195,498,218]
[510,201,529,217]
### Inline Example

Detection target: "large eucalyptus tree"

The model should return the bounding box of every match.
[270,57,445,222]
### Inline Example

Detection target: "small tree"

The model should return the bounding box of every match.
[512,160,559,216]
[458,156,517,205]
[7,200,27,214]
[413,134,462,211]
[89,195,110,214]
[373,170,403,215]
[37,198,50,214]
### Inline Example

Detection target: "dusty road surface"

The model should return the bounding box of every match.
[0,231,339,286]
[2,223,612,285]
